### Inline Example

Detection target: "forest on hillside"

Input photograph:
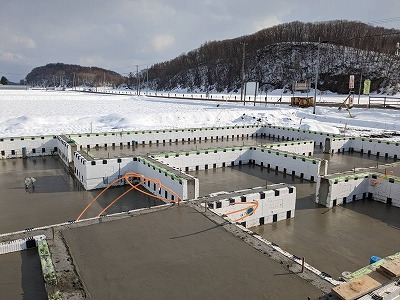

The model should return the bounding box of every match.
[25,21,400,94]
[145,20,400,94]
[25,63,126,88]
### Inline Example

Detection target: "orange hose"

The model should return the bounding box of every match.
[76,172,183,221]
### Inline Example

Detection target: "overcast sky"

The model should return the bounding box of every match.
[1,0,399,82]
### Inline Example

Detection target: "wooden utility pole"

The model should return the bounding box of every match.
[240,43,247,105]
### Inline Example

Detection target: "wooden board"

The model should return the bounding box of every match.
[331,274,382,300]
[377,258,400,278]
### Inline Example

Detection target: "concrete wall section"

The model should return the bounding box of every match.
[250,148,322,181]
[370,175,400,207]
[319,172,400,208]
[325,137,400,158]
[207,185,296,228]
[319,173,371,207]
[351,138,400,159]
[56,135,74,165]
[265,140,315,156]
[73,152,198,200]
[69,125,264,148]
[154,147,251,171]
[73,152,134,190]
[263,125,341,150]
[0,136,58,158]
[154,146,323,182]
[134,157,196,201]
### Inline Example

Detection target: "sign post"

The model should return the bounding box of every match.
[348,75,355,108]
[363,79,371,95]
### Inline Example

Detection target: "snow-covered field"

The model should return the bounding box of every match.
[0,90,399,141]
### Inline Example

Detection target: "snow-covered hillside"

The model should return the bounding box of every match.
[0,90,399,141]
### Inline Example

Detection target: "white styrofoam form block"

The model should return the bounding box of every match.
[69,125,263,148]
[370,177,400,204]
[56,135,72,165]
[74,154,194,200]
[323,174,400,208]
[251,148,320,180]
[135,159,187,200]
[268,141,315,156]
[0,136,58,158]
[326,137,400,158]
[328,178,370,206]
[157,147,321,181]
[263,126,338,150]
[0,235,46,255]
[210,186,296,228]
[157,149,251,170]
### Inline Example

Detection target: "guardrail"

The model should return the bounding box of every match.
[368,96,400,108]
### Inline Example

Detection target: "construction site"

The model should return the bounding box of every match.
[1,122,400,299]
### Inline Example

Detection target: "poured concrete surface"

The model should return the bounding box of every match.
[252,200,400,279]
[0,157,164,234]
[314,150,397,174]
[0,249,47,299]
[191,165,400,280]
[63,205,323,299]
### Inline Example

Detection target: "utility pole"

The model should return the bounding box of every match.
[313,37,321,115]
[73,72,76,91]
[146,67,149,94]
[240,43,247,105]
[136,65,140,96]
[357,66,363,104]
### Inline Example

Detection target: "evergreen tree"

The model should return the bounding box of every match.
[1,76,9,85]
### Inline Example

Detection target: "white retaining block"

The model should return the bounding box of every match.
[73,152,199,200]
[0,235,46,255]
[325,137,400,159]
[0,136,58,159]
[206,185,296,228]
[319,172,400,208]
[154,145,325,182]
[263,125,341,151]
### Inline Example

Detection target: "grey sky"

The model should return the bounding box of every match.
[1,0,399,82]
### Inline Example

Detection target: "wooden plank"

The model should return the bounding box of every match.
[331,274,382,300]
[378,258,400,278]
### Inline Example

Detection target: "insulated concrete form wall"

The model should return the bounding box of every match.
[319,173,400,208]
[73,153,198,200]
[56,136,73,165]
[73,152,133,190]
[135,157,199,200]
[208,185,296,228]
[154,146,324,182]
[250,148,324,181]
[0,136,58,159]
[266,140,315,156]
[326,137,400,159]
[263,125,341,151]
[155,147,251,171]
[66,125,264,148]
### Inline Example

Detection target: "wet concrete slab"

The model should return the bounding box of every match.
[0,249,47,299]
[251,200,400,280]
[313,150,397,174]
[1,138,399,292]
[62,205,323,299]
[0,157,164,234]
[189,164,400,280]
[189,164,317,210]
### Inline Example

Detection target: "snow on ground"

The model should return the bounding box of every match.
[0,89,399,141]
